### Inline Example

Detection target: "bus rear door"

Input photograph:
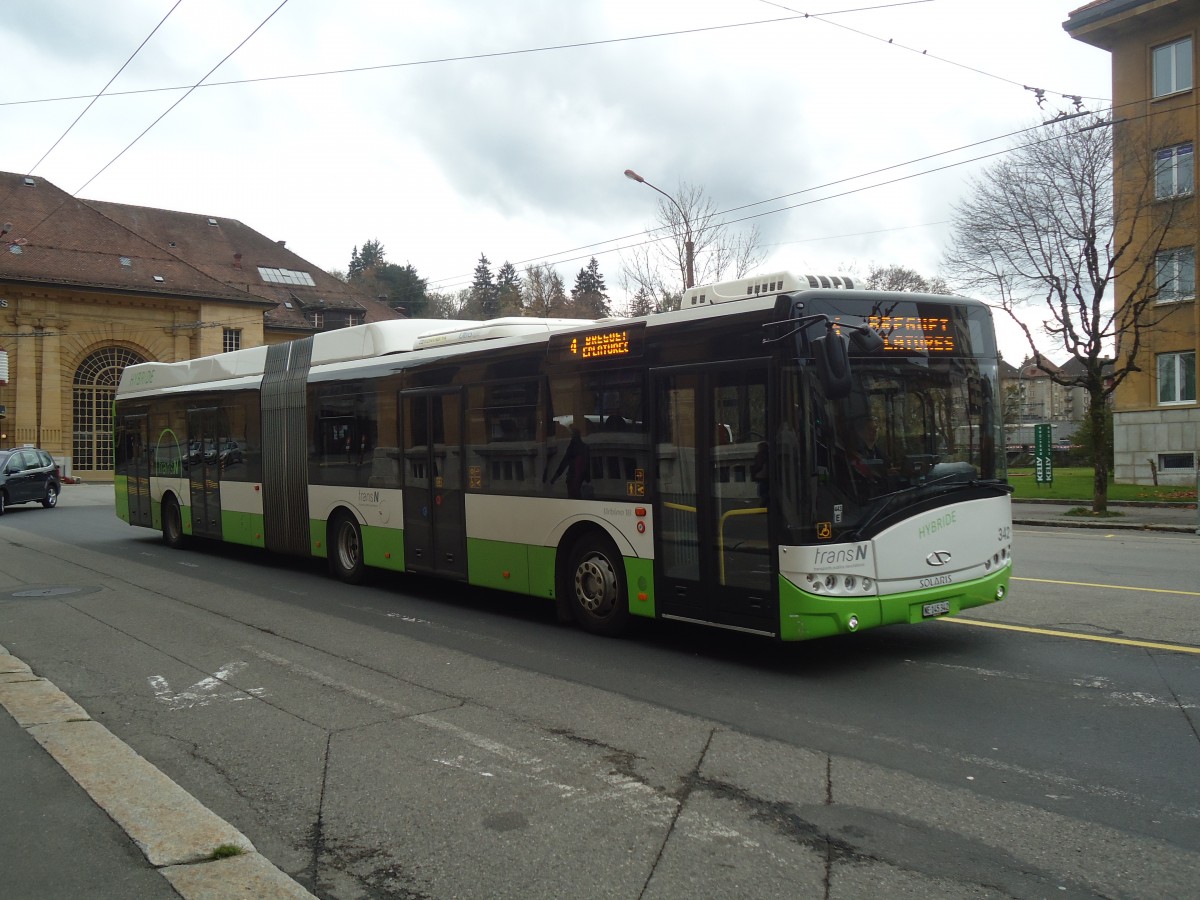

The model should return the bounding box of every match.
[652,363,776,635]
[401,388,468,579]
[118,411,153,528]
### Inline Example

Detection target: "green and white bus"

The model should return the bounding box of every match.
[114,271,1013,641]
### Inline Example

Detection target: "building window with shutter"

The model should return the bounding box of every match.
[223,328,242,352]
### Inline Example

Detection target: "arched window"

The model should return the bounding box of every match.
[73,347,146,472]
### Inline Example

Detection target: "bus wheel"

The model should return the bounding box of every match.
[566,534,630,637]
[328,513,365,585]
[162,495,187,549]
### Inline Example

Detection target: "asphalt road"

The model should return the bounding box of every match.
[1,488,1197,898]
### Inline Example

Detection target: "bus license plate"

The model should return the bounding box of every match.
[922,600,951,618]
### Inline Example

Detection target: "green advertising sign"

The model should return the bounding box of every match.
[1034,422,1053,485]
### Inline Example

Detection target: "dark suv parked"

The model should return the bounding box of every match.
[0,447,61,514]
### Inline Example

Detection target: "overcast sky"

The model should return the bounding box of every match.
[3,0,1112,360]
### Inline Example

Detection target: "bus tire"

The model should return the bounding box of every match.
[566,533,630,637]
[328,512,365,585]
[162,495,187,549]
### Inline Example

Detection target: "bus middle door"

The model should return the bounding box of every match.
[186,407,224,540]
[652,363,776,636]
[401,388,467,580]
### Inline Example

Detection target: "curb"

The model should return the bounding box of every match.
[0,644,316,899]
[1013,517,1198,534]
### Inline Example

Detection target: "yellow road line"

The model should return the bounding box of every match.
[1012,576,1200,597]
[940,616,1200,654]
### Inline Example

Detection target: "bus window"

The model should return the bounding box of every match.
[547,369,647,501]
[466,379,540,495]
[311,382,378,487]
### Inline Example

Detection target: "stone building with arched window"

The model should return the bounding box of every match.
[0,171,400,482]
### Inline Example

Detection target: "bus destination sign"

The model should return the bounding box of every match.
[834,314,956,354]
[548,321,646,364]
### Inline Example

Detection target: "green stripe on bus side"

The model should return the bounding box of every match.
[528,545,557,598]
[624,556,656,619]
[114,475,130,523]
[778,568,1011,642]
[221,510,266,548]
[468,537,534,595]
[363,524,405,571]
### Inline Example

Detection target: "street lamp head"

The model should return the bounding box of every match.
[623,169,645,184]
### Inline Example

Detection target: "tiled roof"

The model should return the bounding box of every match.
[0,171,400,330]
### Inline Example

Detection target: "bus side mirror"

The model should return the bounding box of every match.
[849,326,884,353]
[814,332,852,399]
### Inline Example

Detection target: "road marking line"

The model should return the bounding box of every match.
[1012,576,1200,597]
[939,617,1200,654]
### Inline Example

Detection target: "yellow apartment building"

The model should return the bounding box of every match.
[1067,1,1199,484]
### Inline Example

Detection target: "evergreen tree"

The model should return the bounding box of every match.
[571,257,610,317]
[496,261,523,315]
[628,286,654,317]
[470,254,499,319]
[377,263,428,317]
[348,239,386,281]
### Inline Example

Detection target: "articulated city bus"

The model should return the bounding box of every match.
[114,271,1012,640]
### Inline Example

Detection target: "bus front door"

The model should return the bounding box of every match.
[119,412,153,527]
[652,364,776,635]
[186,407,224,541]
[401,389,467,580]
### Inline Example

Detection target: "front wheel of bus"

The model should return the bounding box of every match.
[162,495,187,549]
[328,513,365,585]
[567,534,630,637]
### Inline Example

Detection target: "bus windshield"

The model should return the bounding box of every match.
[794,353,1006,538]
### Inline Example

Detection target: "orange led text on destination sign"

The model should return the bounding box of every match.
[836,316,956,353]
[569,329,631,359]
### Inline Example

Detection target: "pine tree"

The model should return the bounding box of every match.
[496,261,523,315]
[378,263,427,317]
[470,254,498,319]
[570,257,610,317]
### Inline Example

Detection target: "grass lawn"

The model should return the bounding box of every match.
[1008,467,1197,503]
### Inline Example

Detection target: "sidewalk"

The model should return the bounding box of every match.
[1012,498,1200,533]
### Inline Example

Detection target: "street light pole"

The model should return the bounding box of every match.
[623,168,694,289]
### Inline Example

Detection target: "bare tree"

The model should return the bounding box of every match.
[943,114,1192,512]
[865,264,948,293]
[621,182,766,306]
[523,263,570,318]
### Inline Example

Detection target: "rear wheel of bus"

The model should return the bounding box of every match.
[328,511,365,584]
[565,533,630,637]
[162,494,187,549]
